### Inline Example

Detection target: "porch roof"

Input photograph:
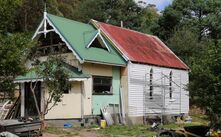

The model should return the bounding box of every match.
[14,63,90,83]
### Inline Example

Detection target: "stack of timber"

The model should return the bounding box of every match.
[0,94,21,120]
[5,95,21,119]
[0,119,41,136]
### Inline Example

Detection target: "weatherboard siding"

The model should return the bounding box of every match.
[128,62,189,117]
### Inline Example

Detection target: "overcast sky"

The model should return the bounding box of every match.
[135,0,173,11]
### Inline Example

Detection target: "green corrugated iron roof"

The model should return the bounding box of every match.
[15,63,90,82]
[46,14,126,66]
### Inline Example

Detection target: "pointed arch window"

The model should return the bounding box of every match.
[149,68,153,99]
[169,71,173,99]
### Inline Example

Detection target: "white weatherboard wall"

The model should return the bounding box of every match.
[128,62,189,117]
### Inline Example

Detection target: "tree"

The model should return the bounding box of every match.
[167,27,203,64]
[189,40,221,123]
[0,0,23,33]
[152,5,183,42]
[152,0,221,42]
[139,6,159,34]
[0,33,33,101]
[72,0,158,33]
[15,0,81,32]
[28,55,70,130]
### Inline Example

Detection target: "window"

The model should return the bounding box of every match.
[87,33,110,52]
[149,68,153,99]
[169,71,173,99]
[93,76,112,95]
[63,84,71,94]
[89,37,108,51]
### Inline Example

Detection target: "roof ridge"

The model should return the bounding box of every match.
[47,13,92,27]
[97,20,155,38]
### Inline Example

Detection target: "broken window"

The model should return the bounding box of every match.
[93,76,112,95]
[149,68,153,99]
[37,30,71,56]
[63,84,71,94]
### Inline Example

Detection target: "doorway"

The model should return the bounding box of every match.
[24,82,41,117]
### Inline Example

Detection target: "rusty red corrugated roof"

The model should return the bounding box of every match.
[95,21,189,70]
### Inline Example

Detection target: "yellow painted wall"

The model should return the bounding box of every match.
[45,82,82,119]
[82,63,112,76]
[44,62,114,119]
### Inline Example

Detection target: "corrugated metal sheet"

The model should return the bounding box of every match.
[96,22,189,70]
[46,14,126,66]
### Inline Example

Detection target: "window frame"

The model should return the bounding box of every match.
[92,75,113,95]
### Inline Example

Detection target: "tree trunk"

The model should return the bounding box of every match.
[30,83,46,135]
[39,112,46,135]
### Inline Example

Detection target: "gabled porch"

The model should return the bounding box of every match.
[14,63,90,119]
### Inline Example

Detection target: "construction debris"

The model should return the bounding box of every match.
[0,100,13,120]
[0,131,19,137]
[0,119,41,136]
[101,106,114,126]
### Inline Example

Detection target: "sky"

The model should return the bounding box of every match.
[135,0,173,11]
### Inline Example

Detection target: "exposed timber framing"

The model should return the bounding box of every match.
[32,11,84,64]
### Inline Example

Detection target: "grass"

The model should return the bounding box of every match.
[100,125,156,137]
[44,115,209,137]
[44,127,74,137]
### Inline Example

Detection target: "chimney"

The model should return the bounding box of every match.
[121,21,124,28]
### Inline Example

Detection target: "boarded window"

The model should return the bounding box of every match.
[93,76,112,95]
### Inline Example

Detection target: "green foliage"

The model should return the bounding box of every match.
[140,7,159,34]
[0,33,33,99]
[189,40,221,123]
[167,27,203,64]
[0,0,23,33]
[152,6,182,41]
[32,56,70,115]
[1,0,159,34]
[73,0,158,33]
[12,0,81,32]
[153,0,221,42]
